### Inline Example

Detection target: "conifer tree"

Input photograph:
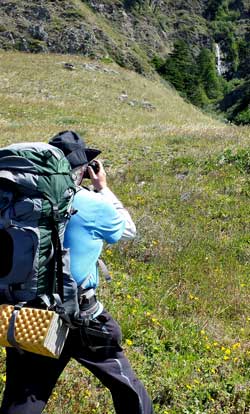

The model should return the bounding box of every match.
[197,48,222,100]
[161,40,197,99]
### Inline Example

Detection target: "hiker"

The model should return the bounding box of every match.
[0,131,154,414]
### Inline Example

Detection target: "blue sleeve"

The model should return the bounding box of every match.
[94,200,126,243]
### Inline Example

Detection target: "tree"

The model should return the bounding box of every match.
[238,36,250,78]
[167,41,198,100]
[197,48,222,100]
[205,0,226,20]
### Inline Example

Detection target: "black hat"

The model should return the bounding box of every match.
[49,130,101,168]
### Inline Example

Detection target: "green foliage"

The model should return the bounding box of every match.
[189,83,210,108]
[205,0,240,22]
[123,0,161,13]
[123,0,141,9]
[217,148,250,173]
[153,42,222,108]
[28,39,47,53]
[153,40,198,101]
[227,33,239,73]
[61,6,84,19]
[238,37,250,78]
[197,48,222,100]
[101,55,114,64]
[234,107,250,125]
[220,79,250,125]
[151,55,165,71]
[205,0,225,20]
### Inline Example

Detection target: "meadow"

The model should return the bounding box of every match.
[1,51,250,413]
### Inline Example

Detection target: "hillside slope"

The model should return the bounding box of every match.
[1,52,250,413]
[1,0,250,125]
[0,0,249,75]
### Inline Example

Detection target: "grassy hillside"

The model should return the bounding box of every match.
[1,0,250,124]
[1,51,250,413]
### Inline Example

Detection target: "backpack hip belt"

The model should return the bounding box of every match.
[78,288,96,308]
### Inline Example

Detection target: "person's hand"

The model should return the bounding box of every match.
[88,160,107,191]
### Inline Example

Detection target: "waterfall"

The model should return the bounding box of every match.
[215,43,222,76]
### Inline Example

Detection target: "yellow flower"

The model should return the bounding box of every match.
[152,240,158,246]
[105,249,113,256]
[232,342,241,350]
[126,339,133,346]
[224,355,230,361]
[0,374,6,383]
[225,348,231,355]
[200,330,205,335]
[52,391,58,399]
[84,389,92,398]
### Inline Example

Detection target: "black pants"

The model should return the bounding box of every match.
[0,310,153,414]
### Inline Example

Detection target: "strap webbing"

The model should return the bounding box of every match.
[50,223,64,302]
[98,259,112,282]
[7,303,25,353]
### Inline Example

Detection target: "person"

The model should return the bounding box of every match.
[0,131,154,414]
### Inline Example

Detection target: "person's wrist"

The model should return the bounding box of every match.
[95,183,107,192]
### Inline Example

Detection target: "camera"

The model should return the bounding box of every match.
[83,160,100,179]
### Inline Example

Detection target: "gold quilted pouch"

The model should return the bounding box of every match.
[0,304,69,358]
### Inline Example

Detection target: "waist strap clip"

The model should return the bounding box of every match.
[78,288,95,304]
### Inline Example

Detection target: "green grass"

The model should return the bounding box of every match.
[1,51,250,413]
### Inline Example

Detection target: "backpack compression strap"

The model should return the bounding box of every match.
[7,303,25,353]
[50,219,64,302]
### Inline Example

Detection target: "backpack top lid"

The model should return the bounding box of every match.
[0,142,71,174]
[0,142,75,202]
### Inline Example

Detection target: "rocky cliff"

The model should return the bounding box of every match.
[0,1,249,74]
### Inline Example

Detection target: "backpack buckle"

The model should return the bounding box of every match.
[53,206,61,222]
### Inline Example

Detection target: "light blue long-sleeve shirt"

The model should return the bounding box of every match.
[64,187,127,289]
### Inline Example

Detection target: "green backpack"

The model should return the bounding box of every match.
[0,142,79,318]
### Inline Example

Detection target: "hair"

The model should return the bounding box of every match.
[71,165,87,185]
